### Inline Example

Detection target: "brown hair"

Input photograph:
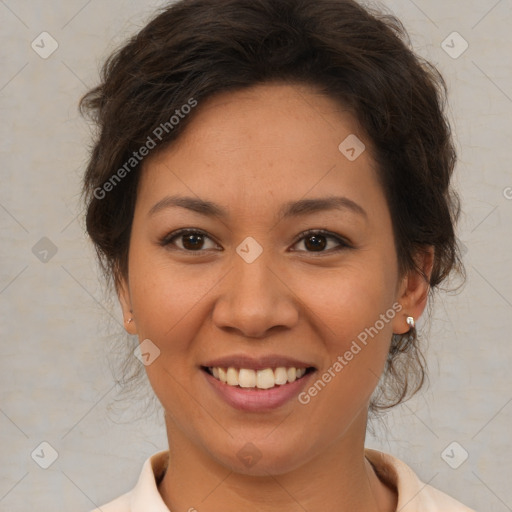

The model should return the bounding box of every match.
[80,0,464,415]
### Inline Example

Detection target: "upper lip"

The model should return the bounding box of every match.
[201,354,316,371]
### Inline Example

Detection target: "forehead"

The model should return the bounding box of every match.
[177,82,364,150]
[137,83,383,220]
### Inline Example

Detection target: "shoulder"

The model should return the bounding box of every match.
[88,450,170,512]
[365,448,477,512]
[89,491,131,512]
[422,484,476,511]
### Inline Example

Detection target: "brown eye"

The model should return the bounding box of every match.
[160,228,350,255]
[303,234,327,251]
[161,229,219,253]
[181,232,205,250]
[292,230,350,253]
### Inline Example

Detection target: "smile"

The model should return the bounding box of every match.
[204,366,313,389]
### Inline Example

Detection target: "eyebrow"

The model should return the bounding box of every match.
[148,195,367,220]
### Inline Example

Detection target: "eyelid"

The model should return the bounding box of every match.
[160,228,222,253]
[290,228,353,251]
[159,228,352,254]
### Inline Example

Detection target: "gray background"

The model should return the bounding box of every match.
[1,0,511,510]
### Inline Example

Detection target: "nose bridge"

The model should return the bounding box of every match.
[231,243,280,310]
[213,243,298,337]
[235,244,276,296]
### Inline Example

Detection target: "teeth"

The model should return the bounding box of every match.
[226,367,239,386]
[208,366,309,389]
[239,369,256,388]
[218,367,227,383]
[287,367,297,383]
[274,367,288,385]
[256,368,275,389]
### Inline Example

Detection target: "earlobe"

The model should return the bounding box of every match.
[117,277,138,335]
[124,314,137,335]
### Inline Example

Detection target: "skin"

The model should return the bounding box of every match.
[118,83,433,512]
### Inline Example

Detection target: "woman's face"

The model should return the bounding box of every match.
[120,83,427,475]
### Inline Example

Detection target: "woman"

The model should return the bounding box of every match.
[82,0,474,510]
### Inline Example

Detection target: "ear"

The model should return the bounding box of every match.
[117,276,138,335]
[392,246,435,335]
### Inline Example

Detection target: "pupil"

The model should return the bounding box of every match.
[183,233,203,250]
[305,235,326,251]
[181,233,327,251]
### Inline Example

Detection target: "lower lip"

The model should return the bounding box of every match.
[202,369,315,412]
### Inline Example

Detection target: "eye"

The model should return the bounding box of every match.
[291,229,351,253]
[160,229,220,254]
[160,228,351,255]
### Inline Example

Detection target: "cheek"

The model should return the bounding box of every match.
[295,290,397,448]
[307,259,397,337]
[126,256,208,412]
[128,247,207,330]
[126,251,206,367]
[305,261,398,401]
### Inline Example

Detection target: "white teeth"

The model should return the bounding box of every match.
[256,368,275,389]
[226,367,239,386]
[208,365,309,389]
[238,368,256,388]
[274,367,288,385]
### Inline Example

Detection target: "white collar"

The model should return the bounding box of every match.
[104,448,474,511]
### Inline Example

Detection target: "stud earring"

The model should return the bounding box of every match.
[406,316,415,329]
[127,317,134,324]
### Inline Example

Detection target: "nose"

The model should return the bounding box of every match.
[211,249,299,339]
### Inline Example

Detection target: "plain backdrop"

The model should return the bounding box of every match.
[1,0,511,510]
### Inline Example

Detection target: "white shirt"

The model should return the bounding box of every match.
[90,449,476,511]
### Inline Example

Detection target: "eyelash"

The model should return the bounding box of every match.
[159,228,352,256]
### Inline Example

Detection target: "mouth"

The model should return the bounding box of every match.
[201,365,316,390]
[200,354,318,411]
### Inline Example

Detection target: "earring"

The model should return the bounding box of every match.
[406,316,415,329]
[127,317,134,324]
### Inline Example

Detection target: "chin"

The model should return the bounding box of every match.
[210,437,315,477]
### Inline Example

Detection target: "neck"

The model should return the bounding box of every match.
[157,414,397,512]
